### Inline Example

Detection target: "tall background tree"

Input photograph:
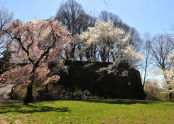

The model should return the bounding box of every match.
[0,8,13,55]
[0,8,13,74]
[77,20,143,72]
[55,0,95,59]
[141,33,152,87]
[149,34,174,100]
[150,34,174,80]
[56,0,142,63]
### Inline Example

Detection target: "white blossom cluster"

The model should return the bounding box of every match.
[77,20,143,64]
[162,54,174,95]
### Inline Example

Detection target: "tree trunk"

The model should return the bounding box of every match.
[142,57,148,88]
[162,70,173,101]
[24,72,35,105]
[24,82,33,105]
[169,92,173,101]
[70,46,75,59]
[45,84,49,93]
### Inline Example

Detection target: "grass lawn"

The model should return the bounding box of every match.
[0,99,174,124]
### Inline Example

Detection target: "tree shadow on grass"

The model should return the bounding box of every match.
[0,103,70,114]
[80,99,157,105]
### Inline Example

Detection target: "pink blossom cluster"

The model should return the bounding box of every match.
[0,19,73,85]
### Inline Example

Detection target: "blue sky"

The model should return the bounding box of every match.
[1,0,174,36]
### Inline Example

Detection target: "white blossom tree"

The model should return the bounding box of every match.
[161,54,174,101]
[76,20,143,70]
[149,34,174,101]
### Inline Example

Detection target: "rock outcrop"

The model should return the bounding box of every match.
[10,60,145,100]
[52,60,145,99]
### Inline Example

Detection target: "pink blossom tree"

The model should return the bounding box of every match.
[0,19,73,104]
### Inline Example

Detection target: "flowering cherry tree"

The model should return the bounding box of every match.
[0,19,73,104]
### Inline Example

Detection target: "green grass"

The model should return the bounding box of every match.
[0,99,174,124]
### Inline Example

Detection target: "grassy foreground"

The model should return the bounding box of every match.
[0,99,174,124]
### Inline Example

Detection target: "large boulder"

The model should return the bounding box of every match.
[52,60,145,99]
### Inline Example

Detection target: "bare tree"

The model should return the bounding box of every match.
[150,34,174,73]
[141,33,152,87]
[0,8,13,56]
[55,0,95,59]
[149,34,174,100]
[99,11,130,32]
[56,0,85,36]
[129,27,142,51]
